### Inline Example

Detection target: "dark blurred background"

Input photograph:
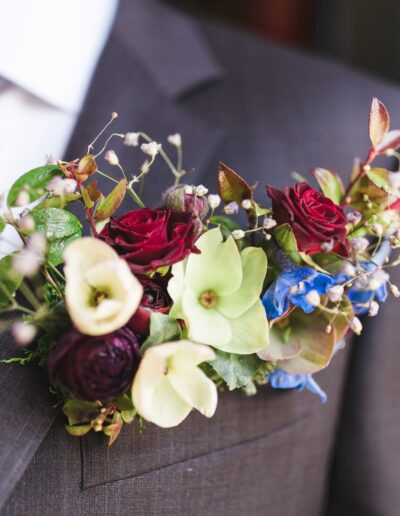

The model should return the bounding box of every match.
[172,0,400,85]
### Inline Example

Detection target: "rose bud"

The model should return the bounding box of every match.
[48,327,140,403]
[77,155,97,182]
[101,208,199,275]
[129,277,172,338]
[267,182,349,256]
[162,185,209,220]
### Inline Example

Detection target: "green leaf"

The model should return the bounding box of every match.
[273,224,302,265]
[63,399,99,425]
[95,179,127,220]
[218,162,252,204]
[38,193,81,209]
[140,312,182,354]
[210,350,262,390]
[103,412,124,446]
[7,165,61,207]
[65,424,92,437]
[366,168,400,198]
[312,168,345,204]
[0,217,5,234]
[121,408,136,424]
[115,394,134,412]
[0,255,22,308]
[31,208,82,266]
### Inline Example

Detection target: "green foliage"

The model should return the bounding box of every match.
[218,162,252,203]
[140,312,182,354]
[209,215,241,241]
[7,165,61,207]
[210,349,262,390]
[0,255,22,308]
[95,179,127,220]
[0,217,5,234]
[31,208,82,266]
[312,168,345,204]
[38,193,81,209]
[273,224,302,265]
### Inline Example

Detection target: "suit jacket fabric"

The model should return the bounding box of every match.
[1,1,400,514]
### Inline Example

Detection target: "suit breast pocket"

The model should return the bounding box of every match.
[80,387,311,489]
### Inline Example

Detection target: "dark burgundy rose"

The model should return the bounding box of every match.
[129,277,172,338]
[101,208,199,275]
[48,327,140,402]
[267,182,349,255]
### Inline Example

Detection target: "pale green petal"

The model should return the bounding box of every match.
[185,228,242,296]
[168,366,218,418]
[132,345,192,428]
[218,247,267,318]
[168,260,186,318]
[221,299,269,354]
[183,289,231,347]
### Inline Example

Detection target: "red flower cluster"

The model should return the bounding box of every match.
[101,208,199,275]
[267,182,349,255]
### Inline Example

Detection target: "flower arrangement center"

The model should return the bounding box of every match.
[199,290,218,309]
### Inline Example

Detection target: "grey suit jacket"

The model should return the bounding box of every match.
[1,1,400,514]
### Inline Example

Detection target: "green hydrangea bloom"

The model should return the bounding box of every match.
[168,227,269,354]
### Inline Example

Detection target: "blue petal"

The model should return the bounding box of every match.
[269,370,327,403]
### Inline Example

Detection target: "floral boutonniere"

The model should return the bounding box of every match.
[0,98,399,445]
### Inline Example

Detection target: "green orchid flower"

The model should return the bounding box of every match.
[168,227,269,354]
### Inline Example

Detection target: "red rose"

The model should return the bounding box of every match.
[266,182,349,255]
[129,277,172,339]
[101,208,199,274]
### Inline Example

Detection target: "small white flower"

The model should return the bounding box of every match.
[368,269,389,290]
[224,202,239,215]
[132,340,217,428]
[351,237,369,254]
[17,215,35,233]
[368,301,379,317]
[167,133,182,147]
[64,237,143,336]
[194,185,208,196]
[305,290,320,307]
[321,239,334,252]
[325,324,332,334]
[207,194,221,209]
[232,229,245,240]
[12,322,37,346]
[63,178,78,194]
[346,210,362,225]
[104,150,119,166]
[47,176,77,196]
[12,233,46,277]
[370,223,383,237]
[390,284,400,298]
[184,185,194,195]
[350,316,363,335]
[328,285,344,303]
[263,217,277,230]
[241,199,252,210]
[15,191,30,207]
[124,132,140,147]
[341,262,356,277]
[141,141,161,157]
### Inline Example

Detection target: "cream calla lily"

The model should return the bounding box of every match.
[64,237,143,336]
[132,341,218,428]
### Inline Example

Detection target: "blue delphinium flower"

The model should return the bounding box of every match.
[269,369,327,403]
[262,265,334,319]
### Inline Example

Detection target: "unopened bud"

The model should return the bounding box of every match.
[390,284,400,298]
[124,132,139,147]
[104,150,119,166]
[241,199,252,210]
[325,324,332,334]
[194,184,208,196]
[78,155,97,178]
[350,316,363,335]
[328,285,344,303]
[368,301,379,317]
[17,215,35,233]
[263,217,277,230]
[370,223,383,237]
[321,239,334,252]
[232,229,245,240]
[347,210,362,225]
[15,191,30,207]
[12,322,37,346]
[351,237,369,254]
[224,202,239,215]
[208,194,221,209]
[167,133,182,147]
[341,262,356,277]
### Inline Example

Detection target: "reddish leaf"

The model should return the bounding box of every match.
[218,162,252,204]
[95,179,127,220]
[86,180,102,203]
[369,97,390,147]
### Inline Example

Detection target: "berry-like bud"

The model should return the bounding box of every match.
[167,133,182,147]
[104,150,119,166]
[15,191,30,207]
[17,215,35,233]
[12,322,37,346]
[346,210,362,225]
[241,199,252,210]
[263,217,277,230]
[78,155,97,179]
[368,301,379,317]
[390,284,400,298]
[162,185,208,220]
[328,285,344,303]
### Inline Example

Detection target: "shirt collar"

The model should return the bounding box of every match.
[0,0,118,113]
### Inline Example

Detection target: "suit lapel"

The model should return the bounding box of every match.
[0,0,226,507]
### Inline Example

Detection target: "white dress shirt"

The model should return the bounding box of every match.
[0,0,118,255]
